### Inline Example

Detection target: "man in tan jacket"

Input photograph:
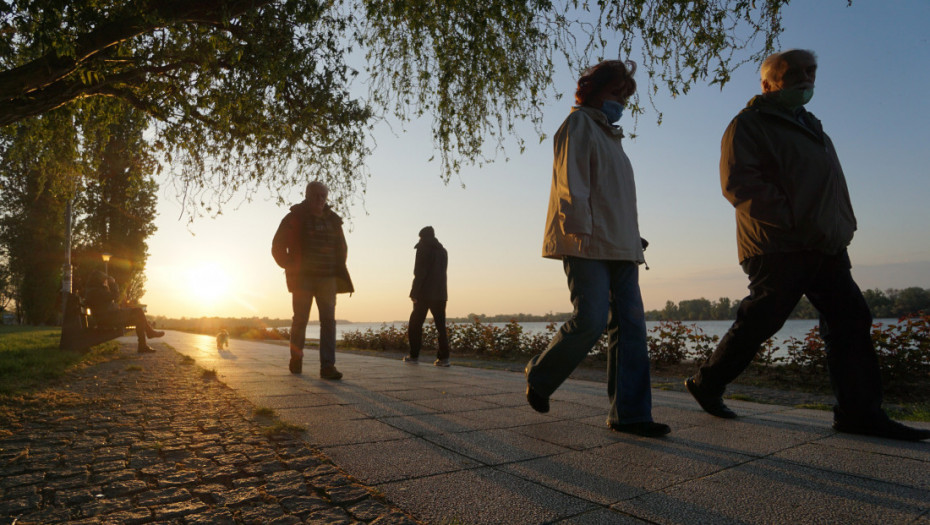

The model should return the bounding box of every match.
[685,49,929,441]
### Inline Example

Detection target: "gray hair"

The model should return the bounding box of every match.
[305,180,328,199]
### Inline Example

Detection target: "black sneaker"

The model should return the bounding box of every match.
[289,356,302,374]
[526,384,549,413]
[608,421,671,438]
[685,377,737,419]
[833,418,930,442]
[402,356,419,364]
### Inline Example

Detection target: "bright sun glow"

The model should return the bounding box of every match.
[184,261,232,307]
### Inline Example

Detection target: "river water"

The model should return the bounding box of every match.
[308,318,902,346]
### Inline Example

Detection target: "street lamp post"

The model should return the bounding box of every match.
[101,253,111,276]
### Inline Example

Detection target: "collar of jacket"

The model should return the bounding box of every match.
[572,106,625,138]
[744,94,824,138]
[289,201,343,224]
[415,237,443,249]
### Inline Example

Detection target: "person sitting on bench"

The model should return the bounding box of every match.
[85,271,164,353]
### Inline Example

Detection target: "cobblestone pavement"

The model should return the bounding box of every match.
[0,343,421,525]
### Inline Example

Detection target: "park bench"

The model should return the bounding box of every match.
[59,292,128,351]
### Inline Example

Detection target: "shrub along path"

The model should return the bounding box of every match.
[0,343,420,525]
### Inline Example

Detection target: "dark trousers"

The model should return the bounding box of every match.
[694,250,884,422]
[408,300,450,360]
[289,278,337,367]
[111,307,154,344]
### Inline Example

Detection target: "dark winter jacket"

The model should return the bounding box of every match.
[720,95,857,263]
[409,232,448,302]
[84,276,121,326]
[271,201,354,294]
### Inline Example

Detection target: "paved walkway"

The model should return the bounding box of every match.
[4,332,928,524]
[162,332,929,524]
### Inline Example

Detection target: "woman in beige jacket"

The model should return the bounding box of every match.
[525,60,669,437]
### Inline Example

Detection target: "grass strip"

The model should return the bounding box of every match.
[0,325,120,397]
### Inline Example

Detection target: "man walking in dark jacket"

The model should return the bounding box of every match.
[272,181,353,379]
[685,49,929,441]
[404,226,451,366]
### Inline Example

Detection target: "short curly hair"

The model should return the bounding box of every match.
[575,60,637,106]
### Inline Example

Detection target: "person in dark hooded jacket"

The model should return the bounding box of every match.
[272,181,353,379]
[685,49,929,442]
[403,226,451,366]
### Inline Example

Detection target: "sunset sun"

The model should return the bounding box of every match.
[184,262,232,307]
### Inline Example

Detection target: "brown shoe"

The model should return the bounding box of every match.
[148,330,165,339]
[320,366,343,380]
[137,345,156,353]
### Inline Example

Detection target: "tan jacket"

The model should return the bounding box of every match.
[542,106,644,262]
[721,95,857,262]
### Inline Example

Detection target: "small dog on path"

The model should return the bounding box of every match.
[216,329,229,350]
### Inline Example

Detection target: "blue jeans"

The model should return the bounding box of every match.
[289,277,338,367]
[526,257,653,425]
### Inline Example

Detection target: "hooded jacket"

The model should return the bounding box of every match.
[272,201,354,294]
[542,106,644,262]
[721,95,857,263]
[410,227,448,302]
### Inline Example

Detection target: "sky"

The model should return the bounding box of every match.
[142,0,930,323]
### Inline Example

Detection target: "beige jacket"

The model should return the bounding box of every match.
[542,106,644,262]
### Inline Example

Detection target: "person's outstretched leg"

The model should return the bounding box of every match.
[289,290,313,374]
[407,301,429,360]
[690,253,806,416]
[431,301,451,363]
[526,257,610,410]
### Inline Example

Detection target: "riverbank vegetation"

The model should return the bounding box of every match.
[342,313,930,407]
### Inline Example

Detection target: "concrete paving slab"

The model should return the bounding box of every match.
[422,428,569,466]
[611,457,929,525]
[377,467,598,525]
[498,450,685,505]
[454,406,560,429]
[275,404,368,422]
[816,430,930,462]
[381,412,489,437]
[672,417,834,457]
[320,437,480,484]
[408,395,503,413]
[773,442,930,490]
[589,437,755,479]
[511,420,623,451]
[249,393,345,411]
[278,414,410,447]
[558,508,650,524]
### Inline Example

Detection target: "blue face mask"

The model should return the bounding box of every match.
[600,100,624,123]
